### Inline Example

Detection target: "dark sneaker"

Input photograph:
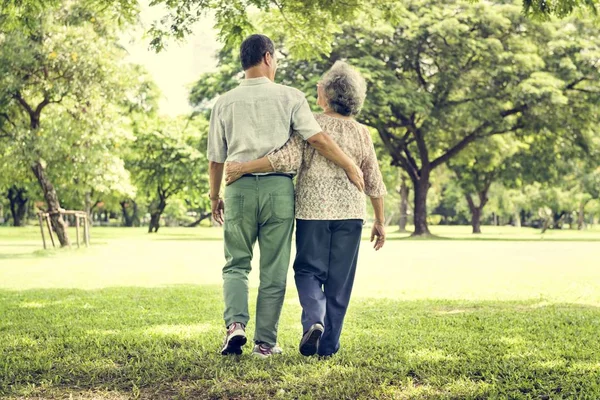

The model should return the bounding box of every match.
[252,343,282,359]
[220,322,247,355]
[299,323,324,356]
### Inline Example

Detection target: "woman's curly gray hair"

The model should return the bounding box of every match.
[321,61,367,117]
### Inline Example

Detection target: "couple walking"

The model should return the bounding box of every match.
[207,34,387,358]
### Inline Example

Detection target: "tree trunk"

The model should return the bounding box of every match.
[120,200,141,227]
[552,212,565,230]
[541,218,551,233]
[513,211,521,228]
[7,186,29,227]
[465,186,490,235]
[121,201,132,227]
[465,194,483,234]
[398,176,409,233]
[31,160,70,247]
[148,196,167,233]
[186,212,212,227]
[471,208,482,234]
[84,191,93,226]
[131,201,140,227]
[412,173,431,236]
[578,202,586,230]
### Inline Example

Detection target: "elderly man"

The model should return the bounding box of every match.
[208,34,363,358]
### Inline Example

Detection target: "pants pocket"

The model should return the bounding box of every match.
[224,195,244,225]
[271,193,294,221]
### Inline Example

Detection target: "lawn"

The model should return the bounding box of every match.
[1,226,600,399]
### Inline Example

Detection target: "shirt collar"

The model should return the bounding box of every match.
[240,77,272,86]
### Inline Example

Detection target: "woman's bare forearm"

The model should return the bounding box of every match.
[239,157,274,174]
[370,197,385,224]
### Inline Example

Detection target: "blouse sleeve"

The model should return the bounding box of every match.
[360,126,387,198]
[267,133,305,172]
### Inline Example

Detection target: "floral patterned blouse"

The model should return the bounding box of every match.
[267,113,387,221]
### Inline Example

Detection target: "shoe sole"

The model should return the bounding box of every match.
[221,334,247,355]
[299,327,323,356]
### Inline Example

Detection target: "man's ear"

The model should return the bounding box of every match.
[264,52,273,67]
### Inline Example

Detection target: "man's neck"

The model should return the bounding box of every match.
[245,68,271,81]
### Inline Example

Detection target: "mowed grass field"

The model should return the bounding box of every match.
[1,225,600,399]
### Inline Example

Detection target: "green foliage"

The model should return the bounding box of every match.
[190,0,600,233]
[127,115,209,211]
[521,0,599,17]
[3,0,598,61]
[0,3,167,217]
[0,0,139,35]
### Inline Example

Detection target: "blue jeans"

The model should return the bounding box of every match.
[293,219,363,356]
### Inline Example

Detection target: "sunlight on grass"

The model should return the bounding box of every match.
[1,227,600,398]
[143,323,216,337]
[18,301,46,308]
[406,348,456,362]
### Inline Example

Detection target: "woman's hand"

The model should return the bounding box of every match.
[370,221,385,251]
[225,162,245,186]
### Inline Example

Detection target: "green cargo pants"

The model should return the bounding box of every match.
[222,175,295,347]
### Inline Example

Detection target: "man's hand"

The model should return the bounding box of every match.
[225,162,244,186]
[345,163,365,192]
[211,198,225,225]
[370,221,385,251]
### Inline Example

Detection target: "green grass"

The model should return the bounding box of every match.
[1,226,600,399]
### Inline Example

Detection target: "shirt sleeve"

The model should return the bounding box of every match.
[207,105,227,163]
[291,96,322,140]
[360,126,388,198]
[267,133,304,172]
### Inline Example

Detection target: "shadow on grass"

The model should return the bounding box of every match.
[0,253,39,260]
[1,286,599,399]
[0,243,40,247]
[0,249,65,260]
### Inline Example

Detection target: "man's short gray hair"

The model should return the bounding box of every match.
[321,61,367,117]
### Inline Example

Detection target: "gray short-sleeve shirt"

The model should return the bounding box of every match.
[207,77,322,163]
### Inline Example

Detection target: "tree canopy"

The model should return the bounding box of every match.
[2,0,598,59]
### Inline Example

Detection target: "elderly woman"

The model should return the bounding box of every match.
[225,61,387,357]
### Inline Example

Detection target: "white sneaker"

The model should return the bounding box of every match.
[252,343,283,359]
[220,322,247,355]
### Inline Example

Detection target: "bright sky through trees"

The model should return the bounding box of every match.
[120,1,219,116]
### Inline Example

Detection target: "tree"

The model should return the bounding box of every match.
[191,1,600,236]
[448,136,523,233]
[0,4,140,246]
[352,2,600,235]
[128,116,209,233]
